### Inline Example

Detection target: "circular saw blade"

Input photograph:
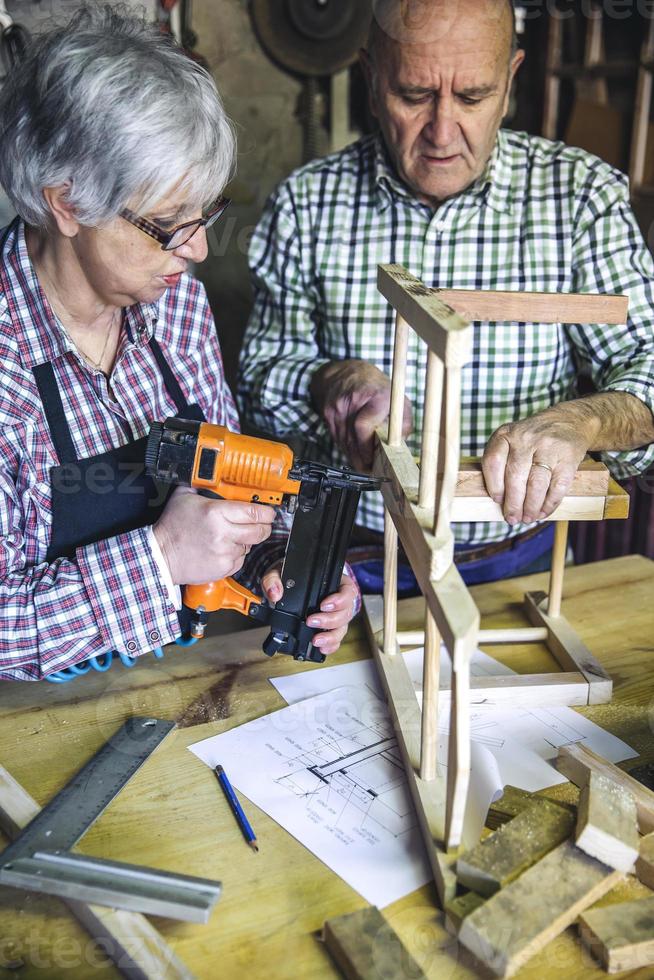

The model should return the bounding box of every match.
[251,0,373,77]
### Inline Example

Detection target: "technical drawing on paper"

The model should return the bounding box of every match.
[275,724,415,838]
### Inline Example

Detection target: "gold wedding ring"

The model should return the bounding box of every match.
[531,461,553,473]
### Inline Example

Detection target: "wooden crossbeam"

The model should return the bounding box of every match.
[433,288,628,325]
[455,458,609,497]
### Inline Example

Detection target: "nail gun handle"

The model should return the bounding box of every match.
[184,579,262,630]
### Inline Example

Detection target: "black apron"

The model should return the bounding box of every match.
[32,338,205,618]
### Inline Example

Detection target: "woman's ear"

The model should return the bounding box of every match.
[42,185,80,238]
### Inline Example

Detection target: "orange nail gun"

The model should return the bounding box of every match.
[145,418,381,663]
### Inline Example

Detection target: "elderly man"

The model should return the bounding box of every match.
[238,0,654,589]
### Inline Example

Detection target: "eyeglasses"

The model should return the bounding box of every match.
[120,196,231,251]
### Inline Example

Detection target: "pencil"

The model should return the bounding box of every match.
[214,765,259,852]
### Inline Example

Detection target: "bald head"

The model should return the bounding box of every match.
[368,0,517,68]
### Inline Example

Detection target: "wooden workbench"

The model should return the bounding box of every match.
[0,555,653,979]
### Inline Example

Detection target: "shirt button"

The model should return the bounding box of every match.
[149,630,161,643]
[126,640,138,653]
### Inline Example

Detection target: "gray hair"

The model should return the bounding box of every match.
[368,0,518,67]
[0,4,236,229]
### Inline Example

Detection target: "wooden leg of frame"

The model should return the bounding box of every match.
[445,642,472,851]
[420,608,440,781]
[383,511,398,656]
[547,520,568,617]
[524,591,612,704]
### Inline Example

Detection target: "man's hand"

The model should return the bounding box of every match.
[482,409,590,525]
[310,359,413,471]
[261,563,359,656]
[154,487,275,584]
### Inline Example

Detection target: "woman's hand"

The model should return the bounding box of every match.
[261,563,360,656]
[154,486,275,585]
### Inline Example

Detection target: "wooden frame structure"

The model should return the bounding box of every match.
[362,264,630,906]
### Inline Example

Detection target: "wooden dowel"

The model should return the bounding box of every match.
[419,610,440,781]
[418,351,442,510]
[433,366,461,541]
[388,312,409,447]
[383,511,398,655]
[445,661,471,851]
[543,12,563,139]
[395,627,549,647]
[548,520,569,617]
[630,18,654,189]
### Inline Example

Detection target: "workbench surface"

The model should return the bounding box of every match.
[0,555,653,979]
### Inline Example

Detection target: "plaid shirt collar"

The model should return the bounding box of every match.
[1,218,159,370]
[373,129,515,215]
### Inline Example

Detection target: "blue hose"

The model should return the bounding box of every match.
[45,636,198,683]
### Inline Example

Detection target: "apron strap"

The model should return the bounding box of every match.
[148,336,189,415]
[32,362,78,465]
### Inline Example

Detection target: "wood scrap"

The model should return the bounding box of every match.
[579,895,654,973]
[575,770,639,872]
[457,799,575,897]
[486,785,575,831]
[457,840,623,978]
[444,891,486,936]
[557,743,654,833]
[636,831,654,890]
[322,906,427,980]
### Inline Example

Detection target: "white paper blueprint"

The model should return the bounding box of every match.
[189,684,434,907]
[270,648,637,793]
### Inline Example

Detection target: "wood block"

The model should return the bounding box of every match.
[486,786,576,831]
[635,831,654,890]
[457,799,575,897]
[557,743,654,834]
[579,896,654,973]
[323,906,428,980]
[451,494,606,523]
[575,770,639,872]
[444,891,486,936]
[455,458,609,497]
[458,841,623,978]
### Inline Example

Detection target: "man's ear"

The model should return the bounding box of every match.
[359,47,380,120]
[42,185,80,238]
[502,48,525,117]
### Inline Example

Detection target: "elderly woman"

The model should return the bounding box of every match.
[0,6,358,680]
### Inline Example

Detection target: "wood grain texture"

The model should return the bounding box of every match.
[458,841,623,978]
[579,896,654,973]
[0,766,194,980]
[432,288,628,326]
[636,832,654,890]
[575,771,639,872]
[558,743,654,835]
[455,458,609,497]
[323,906,427,980]
[0,556,651,980]
[456,799,575,897]
[486,786,576,832]
[377,265,472,367]
[524,591,613,703]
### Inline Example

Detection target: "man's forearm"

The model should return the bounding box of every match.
[544,391,654,452]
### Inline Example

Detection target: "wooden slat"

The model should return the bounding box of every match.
[451,495,606,523]
[377,265,472,367]
[455,458,609,497]
[458,841,623,978]
[575,770,639,873]
[0,765,194,980]
[362,595,458,907]
[396,627,549,646]
[524,591,613,704]
[323,906,428,980]
[557,743,654,835]
[604,478,631,519]
[456,799,575,897]
[579,896,654,973]
[433,288,628,326]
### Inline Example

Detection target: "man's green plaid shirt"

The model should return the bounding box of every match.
[238,129,654,542]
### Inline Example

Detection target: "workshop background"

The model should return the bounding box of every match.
[1,0,653,562]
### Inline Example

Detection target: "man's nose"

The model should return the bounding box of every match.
[423,99,457,147]
[174,226,209,264]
